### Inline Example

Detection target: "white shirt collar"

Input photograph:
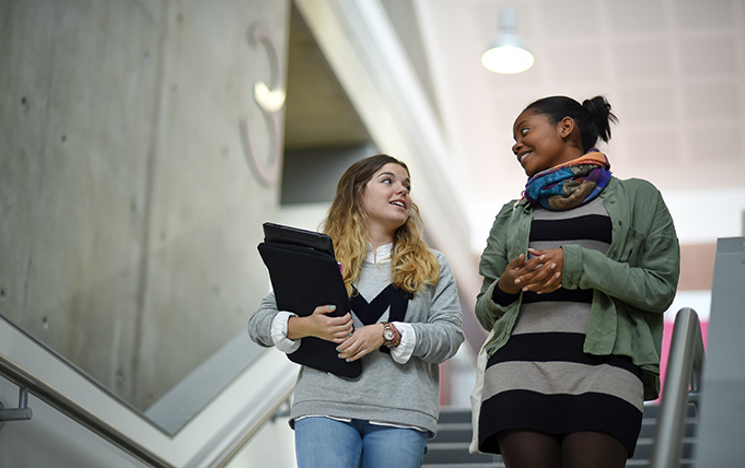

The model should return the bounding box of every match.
[365,243,393,264]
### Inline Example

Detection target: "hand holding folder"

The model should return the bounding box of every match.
[257,223,362,378]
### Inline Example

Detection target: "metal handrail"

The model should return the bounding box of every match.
[0,352,175,467]
[0,354,296,468]
[0,313,297,468]
[650,307,705,468]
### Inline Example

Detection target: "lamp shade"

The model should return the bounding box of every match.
[481,7,534,74]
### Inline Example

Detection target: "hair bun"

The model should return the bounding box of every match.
[582,96,617,144]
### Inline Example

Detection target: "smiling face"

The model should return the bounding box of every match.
[360,162,412,239]
[512,109,580,177]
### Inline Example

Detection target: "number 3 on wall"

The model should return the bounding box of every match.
[242,23,286,187]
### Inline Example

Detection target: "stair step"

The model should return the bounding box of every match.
[438,408,474,424]
[633,437,697,459]
[431,423,475,443]
[624,458,696,468]
[424,403,698,467]
[639,417,697,438]
[423,464,504,468]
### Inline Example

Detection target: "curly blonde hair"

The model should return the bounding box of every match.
[322,154,440,296]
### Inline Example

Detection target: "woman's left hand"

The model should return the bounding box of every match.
[520,247,564,294]
[335,324,386,362]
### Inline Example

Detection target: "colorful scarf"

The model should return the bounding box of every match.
[523,151,612,211]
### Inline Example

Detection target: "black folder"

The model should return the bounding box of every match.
[257,223,361,378]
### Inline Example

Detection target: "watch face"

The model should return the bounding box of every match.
[384,328,395,341]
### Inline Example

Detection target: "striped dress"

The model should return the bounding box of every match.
[478,197,645,457]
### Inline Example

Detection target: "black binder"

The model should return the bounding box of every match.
[257,223,361,378]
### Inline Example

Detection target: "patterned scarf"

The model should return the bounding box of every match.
[523,151,612,211]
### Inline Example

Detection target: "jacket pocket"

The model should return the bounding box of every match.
[617,226,646,266]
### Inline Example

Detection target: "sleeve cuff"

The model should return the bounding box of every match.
[271,311,301,354]
[491,282,520,306]
[561,244,581,290]
[390,322,415,364]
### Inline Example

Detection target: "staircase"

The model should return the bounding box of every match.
[423,403,698,468]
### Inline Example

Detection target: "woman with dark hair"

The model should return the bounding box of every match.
[473,96,680,468]
[249,154,464,468]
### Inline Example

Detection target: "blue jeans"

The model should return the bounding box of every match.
[294,417,428,468]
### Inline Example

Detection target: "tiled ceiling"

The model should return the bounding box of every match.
[420,0,745,203]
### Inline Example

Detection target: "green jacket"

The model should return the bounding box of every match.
[475,177,680,400]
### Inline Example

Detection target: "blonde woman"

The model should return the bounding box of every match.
[249,154,464,468]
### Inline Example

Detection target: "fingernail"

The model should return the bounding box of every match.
[550,263,556,269]
[330,305,336,311]
[338,354,344,359]
[336,348,340,352]
[515,278,522,284]
[345,358,351,362]
[539,255,546,260]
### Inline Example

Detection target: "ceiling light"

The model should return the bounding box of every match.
[481,6,534,74]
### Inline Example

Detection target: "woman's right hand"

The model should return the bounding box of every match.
[287,305,354,343]
[521,248,563,294]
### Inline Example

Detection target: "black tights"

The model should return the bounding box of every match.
[496,430,629,468]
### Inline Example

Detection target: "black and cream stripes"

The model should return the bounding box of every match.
[478,198,644,457]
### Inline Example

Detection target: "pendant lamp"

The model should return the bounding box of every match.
[481,6,534,74]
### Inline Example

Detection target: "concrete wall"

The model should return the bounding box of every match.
[0,0,289,410]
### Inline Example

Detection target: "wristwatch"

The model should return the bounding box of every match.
[382,322,401,348]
